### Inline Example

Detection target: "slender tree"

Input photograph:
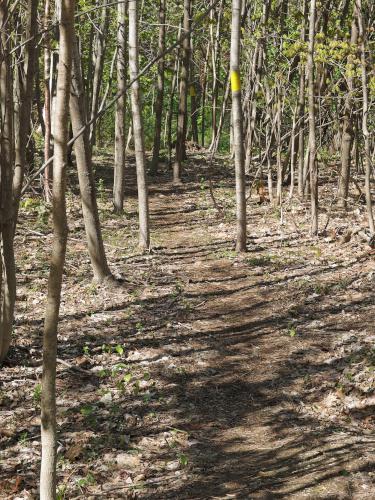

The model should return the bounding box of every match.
[307,0,318,235]
[13,0,39,214]
[0,0,16,363]
[173,0,191,184]
[297,0,307,198]
[113,0,128,212]
[70,37,114,283]
[40,0,75,497]
[357,0,374,233]
[129,0,150,249]
[44,0,52,201]
[230,0,246,251]
[150,0,166,175]
[337,9,358,209]
[89,0,109,147]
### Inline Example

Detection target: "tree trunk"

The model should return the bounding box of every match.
[40,0,74,497]
[167,56,179,167]
[338,10,358,209]
[150,0,166,175]
[129,0,150,250]
[0,1,16,363]
[357,0,374,232]
[230,0,246,252]
[244,0,270,173]
[13,0,39,214]
[113,0,128,212]
[89,0,109,148]
[297,0,307,198]
[307,0,318,235]
[173,0,191,184]
[70,37,113,283]
[44,0,52,202]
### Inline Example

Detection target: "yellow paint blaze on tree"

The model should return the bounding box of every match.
[231,70,241,92]
[189,85,196,97]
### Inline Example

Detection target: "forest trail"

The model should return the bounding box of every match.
[1,154,375,499]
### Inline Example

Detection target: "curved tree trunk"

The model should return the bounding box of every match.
[70,37,113,283]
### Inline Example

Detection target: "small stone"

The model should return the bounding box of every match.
[116,453,141,469]
[99,392,112,404]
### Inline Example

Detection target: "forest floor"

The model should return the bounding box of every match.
[1,151,375,499]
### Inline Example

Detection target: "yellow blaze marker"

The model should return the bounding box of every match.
[231,70,241,92]
[189,85,196,97]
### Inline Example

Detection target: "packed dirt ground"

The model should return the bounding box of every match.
[1,153,374,499]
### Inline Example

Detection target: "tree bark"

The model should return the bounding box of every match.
[44,0,52,202]
[40,0,74,497]
[89,0,109,148]
[230,0,246,252]
[12,0,39,214]
[70,37,113,283]
[338,10,358,208]
[129,0,150,250]
[307,0,318,235]
[0,1,16,363]
[173,0,191,184]
[150,0,166,175]
[297,0,307,198]
[357,0,374,232]
[113,0,128,212]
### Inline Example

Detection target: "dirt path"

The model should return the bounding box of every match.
[1,154,374,499]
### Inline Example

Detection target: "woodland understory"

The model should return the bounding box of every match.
[1,0,375,498]
[1,153,374,499]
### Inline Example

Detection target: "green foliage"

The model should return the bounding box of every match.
[33,383,42,403]
[76,472,96,489]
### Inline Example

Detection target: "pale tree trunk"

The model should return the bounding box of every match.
[307,0,318,235]
[289,105,298,198]
[338,11,358,209]
[0,1,16,363]
[113,0,128,212]
[167,56,179,167]
[89,0,109,147]
[297,0,307,198]
[150,0,166,175]
[40,0,74,497]
[13,0,39,214]
[210,74,230,155]
[70,37,114,283]
[244,0,270,173]
[44,0,52,201]
[275,87,283,205]
[357,0,374,232]
[210,0,224,146]
[173,0,191,184]
[230,0,246,252]
[129,0,150,250]
[201,42,210,147]
[189,32,199,145]
[190,83,199,144]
